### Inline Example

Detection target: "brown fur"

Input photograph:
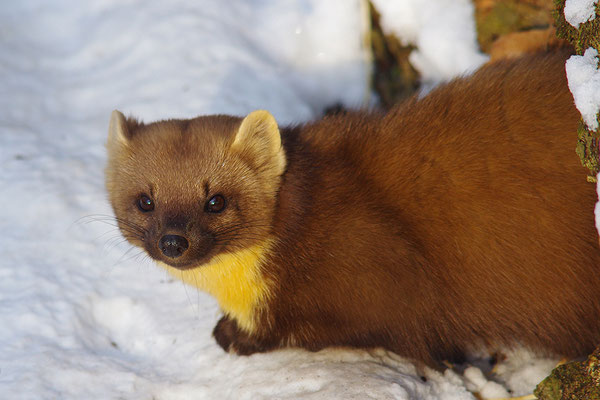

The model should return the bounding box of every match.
[106,49,600,366]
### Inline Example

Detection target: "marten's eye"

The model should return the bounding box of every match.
[205,194,226,213]
[137,194,154,212]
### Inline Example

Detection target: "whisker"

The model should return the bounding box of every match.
[116,245,142,264]
[81,214,147,236]
[121,230,145,241]
[194,270,201,319]
[103,236,130,252]
[132,251,152,266]
[180,270,200,317]
[113,248,148,266]
[92,228,123,242]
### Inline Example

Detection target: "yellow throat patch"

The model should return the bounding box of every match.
[159,240,273,333]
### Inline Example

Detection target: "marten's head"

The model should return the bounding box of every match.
[105,110,286,270]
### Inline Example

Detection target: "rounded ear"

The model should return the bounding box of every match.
[231,110,286,176]
[107,110,132,148]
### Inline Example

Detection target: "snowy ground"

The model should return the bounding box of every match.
[0,1,568,399]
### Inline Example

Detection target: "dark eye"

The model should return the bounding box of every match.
[137,194,154,212]
[205,194,226,213]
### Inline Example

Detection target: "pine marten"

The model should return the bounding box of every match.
[105,49,600,366]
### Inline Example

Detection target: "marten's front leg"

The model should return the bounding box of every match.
[212,316,277,355]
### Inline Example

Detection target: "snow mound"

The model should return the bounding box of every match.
[564,0,598,28]
[0,0,560,399]
[566,47,600,131]
[370,0,488,85]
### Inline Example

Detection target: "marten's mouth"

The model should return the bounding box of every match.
[154,249,218,270]
[159,259,198,270]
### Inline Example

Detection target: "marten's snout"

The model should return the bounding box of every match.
[159,234,189,258]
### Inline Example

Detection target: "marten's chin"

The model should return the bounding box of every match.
[158,259,200,270]
[152,246,221,270]
[156,256,211,271]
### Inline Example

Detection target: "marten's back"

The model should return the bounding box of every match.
[271,49,600,363]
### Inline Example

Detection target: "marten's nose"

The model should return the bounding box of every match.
[159,235,189,258]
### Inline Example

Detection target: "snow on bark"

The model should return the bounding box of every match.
[564,0,598,28]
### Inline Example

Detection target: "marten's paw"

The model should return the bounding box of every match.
[212,316,236,352]
[212,316,273,355]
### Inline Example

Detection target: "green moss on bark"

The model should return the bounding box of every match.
[553,0,600,54]
[368,1,420,109]
[535,345,600,399]
[554,0,600,181]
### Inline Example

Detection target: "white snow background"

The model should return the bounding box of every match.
[0,0,573,399]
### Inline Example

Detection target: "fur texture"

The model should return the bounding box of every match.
[106,49,600,365]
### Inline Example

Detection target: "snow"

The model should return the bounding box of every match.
[370,0,488,85]
[564,0,598,28]
[566,47,600,131]
[0,0,562,399]
[463,366,510,398]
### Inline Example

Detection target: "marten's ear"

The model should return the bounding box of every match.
[107,110,133,149]
[231,110,286,175]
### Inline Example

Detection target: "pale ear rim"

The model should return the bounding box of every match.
[232,109,280,150]
[231,109,286,176]
[108,109,130,146]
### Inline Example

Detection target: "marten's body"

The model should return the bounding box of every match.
[106,49,600,365]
